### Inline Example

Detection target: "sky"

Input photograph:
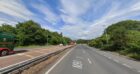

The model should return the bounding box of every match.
[0,0,140,40]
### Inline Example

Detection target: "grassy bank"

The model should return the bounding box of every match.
[88,20,140,60]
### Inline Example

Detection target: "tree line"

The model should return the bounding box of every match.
[76,39,90,44]
[0,20,71,46]
[88,20,140,60]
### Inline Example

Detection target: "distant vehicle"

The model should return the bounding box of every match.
[59,44,63,46]
[0,32,16,56]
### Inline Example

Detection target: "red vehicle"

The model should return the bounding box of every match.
[0,32,15,56]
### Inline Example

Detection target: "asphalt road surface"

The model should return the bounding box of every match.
[45,45,140,74]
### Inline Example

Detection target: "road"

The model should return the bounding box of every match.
[0,45,71,68]
[45,45,140,74]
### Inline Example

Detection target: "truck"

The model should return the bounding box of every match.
[0,32,16,56]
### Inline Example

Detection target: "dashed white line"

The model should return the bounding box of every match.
[45,48,74,74]
[87,58,92,64]
[76,56,83,59]
[122,64,132,69]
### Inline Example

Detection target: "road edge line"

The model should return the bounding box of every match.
[45,46,75,74]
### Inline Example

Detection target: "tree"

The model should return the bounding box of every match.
[0,24,16,34]
[0,20,72,46]
[16,20,46,45]
[88,20,140,60]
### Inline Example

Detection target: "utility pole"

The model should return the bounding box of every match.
[103,25,108,44]
[60,32,63,44]
[60,32,67,45]
[47,34,49,45]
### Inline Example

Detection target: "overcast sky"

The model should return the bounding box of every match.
[0,0,140,39]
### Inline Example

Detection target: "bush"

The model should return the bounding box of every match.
[128,53,140,60]
[88,20,140,60]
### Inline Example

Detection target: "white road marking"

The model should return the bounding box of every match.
[17,53,25,55]
[42,49,49,51]
[45,48,74,74]
[72,60,83,69]
[138,70,140,73]
[113,59,119,63]
[122,64,132,68]
[103,54,106,56]
[76,56,83,59]
[0,51,49,70]
[85,50,96,64]
[83,50,86,54]
[25,54,33,58]
[0,53,25,59]
[87,58,92,64]
[103,52,106,54]
[34,51,45,53]
[107,57,112,59]
[17,53,33,58]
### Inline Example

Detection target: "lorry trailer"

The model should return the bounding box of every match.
[0,32,15,56]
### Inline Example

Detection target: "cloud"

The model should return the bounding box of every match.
[0,18,17,26]
[0,0,34,21]
[31,2,59,26]
[0,0,37,26]
[86,0,140,39]
[1,0,140,39]
[0,0,59,32]
[60,0,92,24]
[61,0,92,16]
[59,0,140,39]
[59,0,93,39]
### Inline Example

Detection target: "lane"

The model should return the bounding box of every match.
[45,45,94,74]
[0,46,71,68]
[82,45,140,74]
[45,45,140,74]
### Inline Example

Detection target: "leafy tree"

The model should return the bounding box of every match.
[76,39,90,44]
[88,20,140,60]
[16,20,44,45]
[0,20,71,46]
[0,24,16,34]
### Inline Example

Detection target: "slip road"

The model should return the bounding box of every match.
[45,45,140,74]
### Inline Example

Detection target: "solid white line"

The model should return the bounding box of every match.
[34,51,45,53]
[17,53,25,55]
[87,58,92,64]
[45,48,74,74]
[17,53,33,58]
[0,52,50,70]
[122,64,132,68]
[0,47,69,70]
[103,54,106,56]
[103,52,106,54]
[25,54,33,58]
[113,59,119,63]
[107,57,112,59]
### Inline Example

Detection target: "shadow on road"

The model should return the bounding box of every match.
[14,50,28,54]
[0,50,28,57]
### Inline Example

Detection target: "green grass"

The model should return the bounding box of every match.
[15,44,51,49]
